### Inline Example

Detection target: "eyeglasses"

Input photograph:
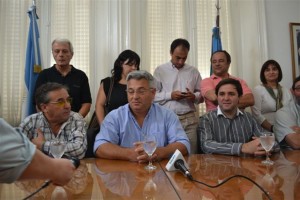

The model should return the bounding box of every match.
[48,97,72,107]
[294,87,300,92]
[126,88,153,95]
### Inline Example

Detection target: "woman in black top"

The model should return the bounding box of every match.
[95,50,140,124]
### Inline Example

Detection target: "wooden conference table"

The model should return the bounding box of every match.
[1,150,300,200]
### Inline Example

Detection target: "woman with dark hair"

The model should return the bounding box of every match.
[251,60,292,132]
[95,50,140,124]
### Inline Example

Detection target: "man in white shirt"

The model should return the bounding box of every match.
[274,76,300,149]
[153,38,203,154]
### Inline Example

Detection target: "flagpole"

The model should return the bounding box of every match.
[32,0,36,6]
[210,0,222,75]
[215,0,221,28]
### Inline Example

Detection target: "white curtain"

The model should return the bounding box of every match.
[0,0,267,124]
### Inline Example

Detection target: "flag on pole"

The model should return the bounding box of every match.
[24,5,42,116]
[210,0,222,75]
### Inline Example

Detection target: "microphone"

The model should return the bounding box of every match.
[174,159,193,180]
[165,149,193,180]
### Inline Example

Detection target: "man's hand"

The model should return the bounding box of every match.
[184,88,195,102]
[241,137,266,156]
[31,128,45,150]
[171,89,195,102]
[133,142,158,164]
[171,91,187,100]
[291,126,300,134]
[51,158,76,186]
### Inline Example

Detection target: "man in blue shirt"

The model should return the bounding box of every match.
[94,70,190,162]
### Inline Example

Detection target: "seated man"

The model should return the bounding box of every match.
[20,82,87,159]
[201,50,254,112]
[198,78,266,156]
[94,70,190,162]
[274,76,300,149]
[0,118,75,184]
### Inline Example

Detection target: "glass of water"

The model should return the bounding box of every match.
[143,134,157,171]
[260,132,275,165]
[50,139,67,159]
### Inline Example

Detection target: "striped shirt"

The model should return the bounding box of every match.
[198,107,264,155]
[19,111,87,159]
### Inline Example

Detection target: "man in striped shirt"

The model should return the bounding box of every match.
[198,78,267,156]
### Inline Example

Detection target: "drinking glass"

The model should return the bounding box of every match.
[50,139,67,159]
[143,135,157,171]
[260,132,275,165]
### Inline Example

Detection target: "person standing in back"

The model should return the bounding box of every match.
[201,50,254,112]
[94,50,140,125]
[251,60,292,132]
[34,38,92,118]
[153,38,203,154]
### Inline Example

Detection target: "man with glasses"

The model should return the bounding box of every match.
[94,70,190,162]
[1,119,76,184]
[34,38,92,117]
[274,76,300,149]
[20,82,87,159]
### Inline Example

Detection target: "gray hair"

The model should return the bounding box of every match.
[52,38,74,54]
[35,82,69,110]
[126,70,156,88]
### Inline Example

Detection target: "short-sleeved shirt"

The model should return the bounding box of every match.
[274,99,300,148]
[34,65,92,112]
[201,74,252,112]
[94,103,190,154]
[0,119,36,183]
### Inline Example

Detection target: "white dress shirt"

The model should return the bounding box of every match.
[153,61,203,115]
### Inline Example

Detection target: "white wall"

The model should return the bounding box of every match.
[265,0,300,88]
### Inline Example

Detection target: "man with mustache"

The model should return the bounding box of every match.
[20,82,87,159]
[94,70,190,162]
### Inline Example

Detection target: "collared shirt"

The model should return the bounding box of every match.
[19,111,87,159]
[274,99,300,148]
[0,119,36,183]
[153,61,203,115]
[94,103,190,154]
[198,106,264,155]
[201,74,252,112]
